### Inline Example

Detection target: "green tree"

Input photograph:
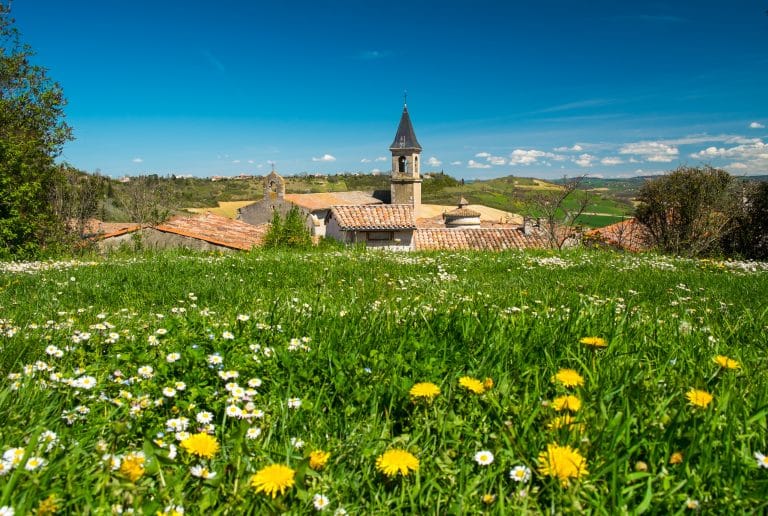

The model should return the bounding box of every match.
[0,3,72,257]
[722,180,768,259]
[634,166,735,256]
[263,206,311,249]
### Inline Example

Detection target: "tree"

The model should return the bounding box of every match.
[48,164,107,239]
[527,175,593,250]
[634,166,735,256]
[263,206,312,249]
[0,3,72,257]
[721,180,768,259]
[115,175,173,226]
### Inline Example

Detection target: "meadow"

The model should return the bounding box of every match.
[0,249,767,514]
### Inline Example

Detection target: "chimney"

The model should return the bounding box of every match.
[523,216,532,236]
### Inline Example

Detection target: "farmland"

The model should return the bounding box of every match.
[1,249,767,513]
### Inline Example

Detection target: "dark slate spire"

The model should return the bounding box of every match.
[389,105,422,151]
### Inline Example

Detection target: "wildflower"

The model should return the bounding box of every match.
[137,365,154,378]
[409,382,440,401]
[685,388,713,408]
[248,378,262,388]
[552,395,581,412]
[0,506,14,516]
[246,427,262,440]
[24,456,46,471]
[713,355,740,369]
[755,451,768,468]
[207,354,223,365]
[474,450,494,466]
[181,433,220,459]
[250,464,296,498]
[375,449,419,478]
[685,498,700,510]
[222,331,235,340]
[163,387,177,398]
[3,448,24,467]
[481,493,496,505]
[35,495,57,516]
[458,376,485,394]
[552,369,584,388]
[291,437,305,449]
[334,509,348,516]
[190,465,217,479]
[537,443,588,486]
[547,415,583,431]
[287,397,302,409]
[669,451,683,465]
[312,493,330,511]
[103,454,122,470]
[120,452,146,481]
[166,353,181,363]
[196,411,213,424]
[309,450,331,470]
[580,336,607,348]
[509,465,531,483]
[159,505,185,516]
[175,381,186,391]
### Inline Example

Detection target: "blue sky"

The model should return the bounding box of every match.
[11,0,768,179]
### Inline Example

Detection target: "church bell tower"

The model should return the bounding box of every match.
[390,99,422,209]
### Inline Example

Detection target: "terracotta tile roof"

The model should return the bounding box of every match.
[284,191,383,211]
[331,205,416,230]
[584,218,651,252]
[415,228,550,251]
[444,207,481,218]
[155,212,269,250]
[76,219,141,238]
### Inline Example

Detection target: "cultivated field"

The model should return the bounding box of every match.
[1,250,767,514]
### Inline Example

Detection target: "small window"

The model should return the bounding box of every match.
[366,231,393,241]
[398,156,406,173]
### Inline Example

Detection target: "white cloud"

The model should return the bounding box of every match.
[371,168,381,173]
[232,160,241,164]
[554,144,583,152]
[132,157,143,163]
[600,157,624,165]
[690,140,768,171]
[573,153,595,167]
[488,156,506,165]
[312,154,336,162]
[729,162,749,170]
[467,159,492,169]
[450,161,463,166]
[427,156,442,167]
[749,122,765,129]
[475,152,491,158]
[586,173,604,178]
[247,160,255,164]
[509,148,561,165]
[619,141,679,162]
[360,158,371,163]
[375,156,387,162]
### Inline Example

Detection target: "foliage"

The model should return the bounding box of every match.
[526,175,593,250]
[263,206,312,249]
[0,4,72,258]
[721,180,768,259]
[115,175,173,226]
[0,249,766,513]
[48,165,107,239]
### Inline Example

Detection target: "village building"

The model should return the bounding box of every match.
[94,212,269,252]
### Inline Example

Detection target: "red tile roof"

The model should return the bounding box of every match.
[331,205,416,230]
[155,212,269,250]
[284,191,382,211]
[584,218,650,252]
[415,228,550,251]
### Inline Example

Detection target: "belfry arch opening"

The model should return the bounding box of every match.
[398,156,406,173]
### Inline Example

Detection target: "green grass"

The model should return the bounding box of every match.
[1,249,767,514]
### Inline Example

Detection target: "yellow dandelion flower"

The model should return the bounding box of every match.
[375,449,419,478]
[552,395,581,412]
[547,414,584,432]
[481,493,496,505]
[409,382,440,401]
[458,376,485,394]
[250,464,296,498]
[713,355,740,370]
[552,368,584,388]
[119,454,145,482]
[537,443,588,486]
[669,451,683,464]
[685,388,713,408]
[309,450,331,470]
[181,432,220,459]
[483,377,494,390]
[580,336,607,348]
[36,494,58,516]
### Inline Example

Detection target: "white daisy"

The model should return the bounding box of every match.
[509,465,531,482]
[474,450,494,466]
[312,494,330,511]
[755,451,768,469]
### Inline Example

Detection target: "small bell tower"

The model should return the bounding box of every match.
[390,95,422,208]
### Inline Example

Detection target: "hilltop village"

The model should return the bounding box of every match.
[94,106,570,252]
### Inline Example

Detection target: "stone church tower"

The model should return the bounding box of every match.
[390,103,422,208]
